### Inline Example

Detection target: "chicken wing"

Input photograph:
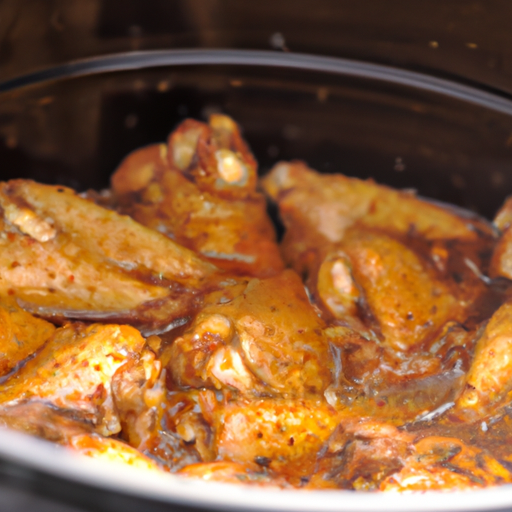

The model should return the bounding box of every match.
[262,161,494,352]
[0,297,55,376]
[380,436,512,491]
[67,433,164,472]
[308,419,413,490]
[454,301,512,421]
[112,352,215,470]
[310,420,512,491]
[0,401,93,444]
[0,180,217,334]
[111,115,284,277]
[167,270,333,398]
[214,398,341,484]
[340,230,464,351]
[0,323,148,436]
[262,161,494,249]
[111,348,163,447]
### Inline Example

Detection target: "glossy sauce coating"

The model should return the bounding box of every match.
[1,116,512,492]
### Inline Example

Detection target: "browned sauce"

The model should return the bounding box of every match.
[0,114,512,491]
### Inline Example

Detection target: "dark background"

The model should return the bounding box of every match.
[3,0,512,93]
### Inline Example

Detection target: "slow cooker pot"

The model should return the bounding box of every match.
[2,1,512,510]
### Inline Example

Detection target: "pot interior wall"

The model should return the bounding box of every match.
[1,61,512,219]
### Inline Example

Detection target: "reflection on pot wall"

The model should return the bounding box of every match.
[1,61,512,219]
[3,0,512,92]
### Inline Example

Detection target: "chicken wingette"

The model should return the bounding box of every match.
[111,115,284,278]
[0,180,217,334]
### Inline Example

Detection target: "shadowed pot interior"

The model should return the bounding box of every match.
[2,49,512,219]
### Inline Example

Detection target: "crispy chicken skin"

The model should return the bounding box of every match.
[0,180,217,334]
[111,115,284,277]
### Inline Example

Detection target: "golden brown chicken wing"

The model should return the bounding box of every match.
[454,301,512,421]
[0,323,151,436]
[380,436,512,491]
[0,180,217,334]
[339,229,464,351]
[262,161,495,353]
[213,398,341,484]
[111,115,284,277]
[262,161,493,247]
[167,270,333,398]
